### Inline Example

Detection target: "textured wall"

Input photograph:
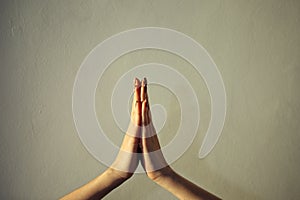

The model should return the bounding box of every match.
[0,0,299,199]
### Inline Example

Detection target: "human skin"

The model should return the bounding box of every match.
[60,79,142,200]
[61,78,221,200]
[140,78,221,200]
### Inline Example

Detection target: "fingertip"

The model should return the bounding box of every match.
[143,77,147,85]
[141,79,145,87]
[134,78,141,88]
[141,78,147,90]
[134,78,141,100]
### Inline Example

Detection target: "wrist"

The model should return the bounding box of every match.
[107,167,133,181]
[147,166,174,182]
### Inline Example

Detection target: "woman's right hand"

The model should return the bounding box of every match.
[139,77,172,180]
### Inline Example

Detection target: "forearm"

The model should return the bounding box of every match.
[152,168,221,200]
[60,168,128,200]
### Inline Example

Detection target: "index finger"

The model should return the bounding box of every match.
[141,77,147,102]
[133,78,141,103]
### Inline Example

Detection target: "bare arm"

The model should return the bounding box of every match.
[61,78,221,199]
[149,166,221,200]
[140,77,221,200]
[60,168,129,200]
[60,79,142,200]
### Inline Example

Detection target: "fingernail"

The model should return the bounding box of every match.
[143,77,147,85]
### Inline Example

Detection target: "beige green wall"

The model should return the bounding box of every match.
[0,0,299,199]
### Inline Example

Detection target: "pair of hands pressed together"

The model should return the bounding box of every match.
[111,77,169,180]
[61,78,221,200]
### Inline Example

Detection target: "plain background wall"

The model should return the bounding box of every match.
[0,0,299,199]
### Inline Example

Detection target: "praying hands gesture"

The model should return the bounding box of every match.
[61,78,221,200]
